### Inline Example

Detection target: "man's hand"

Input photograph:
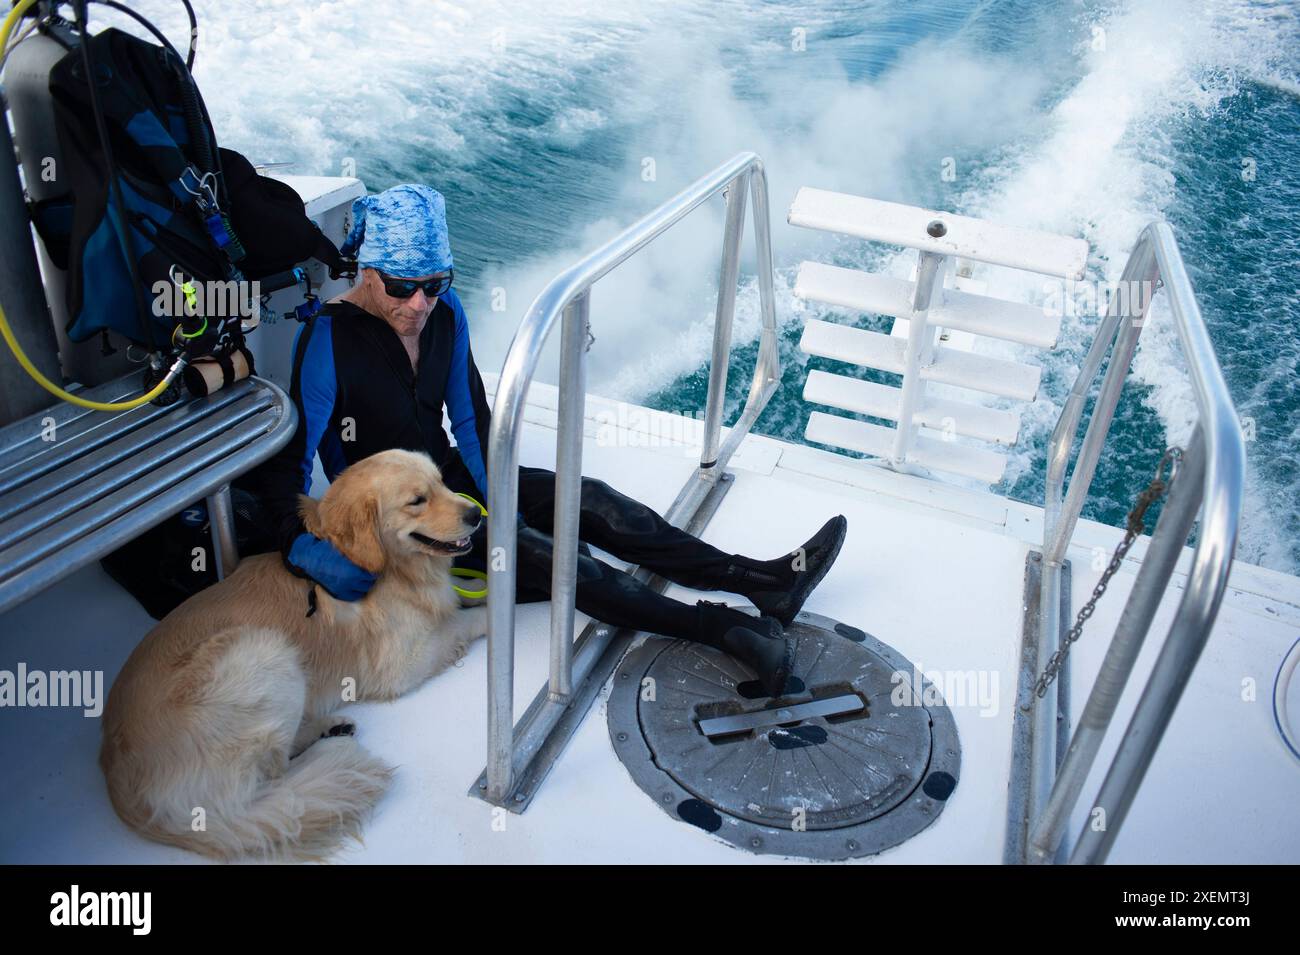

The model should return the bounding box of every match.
[287,532,377,601]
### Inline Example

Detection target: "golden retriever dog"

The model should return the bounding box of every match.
[99,449,487,861]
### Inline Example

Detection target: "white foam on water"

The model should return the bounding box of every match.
[108,0,683,179]
[960,0,1297,572]
[475,25,1052,395]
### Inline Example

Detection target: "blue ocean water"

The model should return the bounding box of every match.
[124,0,1300,573]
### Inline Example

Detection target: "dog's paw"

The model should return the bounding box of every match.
[322,720,357,739]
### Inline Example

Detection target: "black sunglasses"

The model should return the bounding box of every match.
[378,269,453,300]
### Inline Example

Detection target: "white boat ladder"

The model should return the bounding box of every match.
[789,188,1089,484]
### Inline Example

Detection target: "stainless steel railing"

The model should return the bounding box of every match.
[1025,221,1244,863]
[482,153,780,804]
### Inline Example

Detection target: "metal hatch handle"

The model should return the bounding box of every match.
[698,694,865,739]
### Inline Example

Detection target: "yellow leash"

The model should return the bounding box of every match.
[452,493,488,600]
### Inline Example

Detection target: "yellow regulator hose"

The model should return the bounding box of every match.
[1,0,185,412]
[0,301,184,411]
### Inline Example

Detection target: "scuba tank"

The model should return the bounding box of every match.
[6,0,355,407]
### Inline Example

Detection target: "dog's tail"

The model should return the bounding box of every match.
[213,735,395,861]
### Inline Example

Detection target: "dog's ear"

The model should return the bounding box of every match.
[317,490,386,574]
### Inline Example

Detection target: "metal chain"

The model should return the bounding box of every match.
[1032,446,1184,699]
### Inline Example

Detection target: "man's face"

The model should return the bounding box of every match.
[364,268,449,338]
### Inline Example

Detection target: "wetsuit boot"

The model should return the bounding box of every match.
[718,515,848,626]
[694,601,794,698]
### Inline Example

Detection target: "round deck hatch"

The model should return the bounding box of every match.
[609,612,961,860]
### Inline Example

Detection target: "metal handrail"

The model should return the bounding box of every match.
[482,153,780,804]
[1025,221,1244,863]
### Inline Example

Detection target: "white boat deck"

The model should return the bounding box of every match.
[1,384,1297,864]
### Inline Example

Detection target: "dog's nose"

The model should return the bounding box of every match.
[463,505,482,530]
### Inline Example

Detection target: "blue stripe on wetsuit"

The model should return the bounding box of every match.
[442,288,490,503]
[292,312,344,493]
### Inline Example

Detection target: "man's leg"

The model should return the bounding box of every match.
[518,468,847,626]
[511,523,793,697]
[458,468,747,633]
[502,468,786,693]
[519,469,729,584]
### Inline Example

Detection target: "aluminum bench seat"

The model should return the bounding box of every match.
[0,373,296,615]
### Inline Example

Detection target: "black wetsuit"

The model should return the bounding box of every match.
[253,293,742,638]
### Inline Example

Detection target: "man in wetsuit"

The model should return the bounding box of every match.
[254,184,847,696]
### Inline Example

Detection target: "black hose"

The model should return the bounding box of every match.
[82,0,199,70]
[177,0,196,69]
[190,60,225,202]
[176,59,214,174]
[87,0,187,67]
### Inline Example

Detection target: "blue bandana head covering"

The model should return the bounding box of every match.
[340,183,454,278]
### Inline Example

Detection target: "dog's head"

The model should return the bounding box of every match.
[300,449,482,574]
